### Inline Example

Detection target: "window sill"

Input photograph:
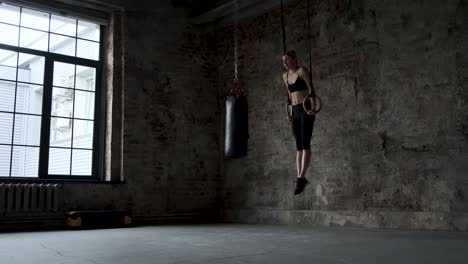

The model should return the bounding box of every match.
[0,177,125,184]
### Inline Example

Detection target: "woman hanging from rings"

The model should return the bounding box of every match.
[282,50,319,195]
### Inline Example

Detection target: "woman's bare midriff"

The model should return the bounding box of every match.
[290,90,308,106]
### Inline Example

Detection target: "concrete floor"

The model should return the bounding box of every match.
[0,224,467,264]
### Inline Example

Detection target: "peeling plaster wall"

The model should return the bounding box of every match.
[217,0,468,230]
[3,0,467,231]
[58,1,222,220]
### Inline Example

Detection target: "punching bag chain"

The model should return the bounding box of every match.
[234,0,239,83]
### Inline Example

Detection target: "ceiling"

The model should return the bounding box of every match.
[22,0,298,26]
[174,0,297,25]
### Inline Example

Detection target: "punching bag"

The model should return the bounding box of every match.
[225,83,248,158]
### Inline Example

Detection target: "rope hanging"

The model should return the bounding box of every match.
[281,0,322,114]
[306,0,314,92]
[303,0,322,113]
[281,0,313,87]
[280,0,286,53]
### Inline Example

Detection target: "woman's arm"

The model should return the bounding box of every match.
[282,73,292,100]
[283,73,292,121]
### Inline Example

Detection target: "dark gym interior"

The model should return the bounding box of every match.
[0,0,467,263]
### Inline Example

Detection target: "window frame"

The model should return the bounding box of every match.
[0,5,105,181]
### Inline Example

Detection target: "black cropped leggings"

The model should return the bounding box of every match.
[291,104,315,151]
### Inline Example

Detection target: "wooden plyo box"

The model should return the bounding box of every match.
[66,210,132,228]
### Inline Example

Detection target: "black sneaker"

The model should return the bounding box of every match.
[294,177,309,195]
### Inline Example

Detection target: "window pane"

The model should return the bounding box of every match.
[77,20,99,42]
[0,49,17,81]
[77,39,99,61]
[76,66,95,91]
[11,146,38,177]
[52,87,73,117]
[50,15,76,37]
[0,23,19,46]
[19,27,48,51]
[72,119,93,149]
[0,3,20,25]
[0,145,10,176]
[13,114,41,146]
[71,149,92,175]
[53,62,75,88]
[20,8,49,31]
[0,80,16,112]
[0,113,13,144]
[18,53,45,84]
[16,84,43,115]
[50,117,72,147]
[74,90,94,119]
[50,34,76,57]
[48,147,70,175]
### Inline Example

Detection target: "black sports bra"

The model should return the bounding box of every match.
[287,76,308,93]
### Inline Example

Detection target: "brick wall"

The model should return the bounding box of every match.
[60,1,222,221]
[217,0,468,230]
[16,0,468,230]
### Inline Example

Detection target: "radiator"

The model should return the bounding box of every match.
[0,183,61,214]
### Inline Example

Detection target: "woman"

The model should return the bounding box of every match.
[282,50,317,195]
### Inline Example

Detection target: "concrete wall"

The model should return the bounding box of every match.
[3,0,467,231]
[59,1,221,221]
[217,0,468,231]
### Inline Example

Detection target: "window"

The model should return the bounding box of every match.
[0,3,103,179]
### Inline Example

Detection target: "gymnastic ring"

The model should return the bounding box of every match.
[303,94,322,114]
